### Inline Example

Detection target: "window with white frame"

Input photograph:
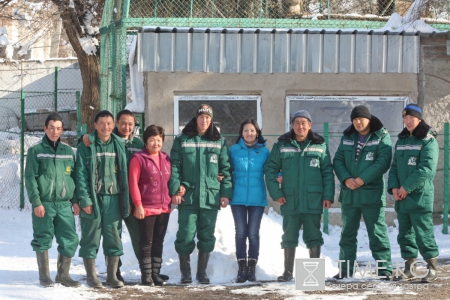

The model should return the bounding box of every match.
[174,95,262,144]
[286,96,408,134]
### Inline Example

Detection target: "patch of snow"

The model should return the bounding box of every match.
[78,36,98,55]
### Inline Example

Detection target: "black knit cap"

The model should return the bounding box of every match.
[45,112,63,127]
[402,103,422,120]
[350,105,371,121]
[196,104,213,118]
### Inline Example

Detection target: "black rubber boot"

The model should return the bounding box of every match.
[196,251,211,284]
[83,258,103,288]
[236,259,247,283]
[179,254,192,284]
[55,254,80,287]
[151,257,166,286]
[139,258,154,286]
[309,246,321,258]
[333,272,347,280]
[277,248,295,282]
[36,250,55,287]
[421,257,438,283]
[393,258,416,281]
[247,258,257,282]
[106,256,124,288]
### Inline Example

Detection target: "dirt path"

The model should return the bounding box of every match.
[89,261,450,300]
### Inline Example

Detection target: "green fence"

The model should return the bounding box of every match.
[0,90,81,211]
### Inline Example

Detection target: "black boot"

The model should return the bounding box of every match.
[106,256,124,288]
[277,248,295,282]
[139,258,154,286]
[247,258,257,282]
[236,259,247,283]
[309,246,321,258]
[421,257,438,283]
[151,257,166,286]
[36,250,55,287]
[83,258,103,288]
[196,251,211,284]
[393,258,416,281]
[179,254,192,284]
[55,254,80,287]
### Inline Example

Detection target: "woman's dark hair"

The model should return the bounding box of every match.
[236,119,266,144]
[143,125,165,144]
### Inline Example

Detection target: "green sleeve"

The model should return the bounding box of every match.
[333,137,353,184]
[219,138,233,199]
[168,136,182,196]
[387,141,400,194]
[321,144,335,202]
[358,133,393,185]
[402,138,439,193]
[70,149,76,203]
[264,143,284,201]
[24,146,42,208]
[75,143,93,208]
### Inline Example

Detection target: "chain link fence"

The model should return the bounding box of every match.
[0,89,81,211]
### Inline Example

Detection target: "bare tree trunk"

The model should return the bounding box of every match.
[54,1,104,133]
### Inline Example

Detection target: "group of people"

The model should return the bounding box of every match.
[25,102,439,289]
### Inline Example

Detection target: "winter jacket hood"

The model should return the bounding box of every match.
[182,117,221,141]
[343,115,384,135]
[397,119,436,139]
[278,129,325,144]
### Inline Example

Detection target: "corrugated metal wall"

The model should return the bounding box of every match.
[137,27,420,74]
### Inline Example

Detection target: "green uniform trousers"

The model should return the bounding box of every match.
[123,213,140,259]
[281,213,323,249]
[397,212,439,260]
[175,209,219,255]
[339,205,392,276]
[79,194,123,258]
[31,201,79,257]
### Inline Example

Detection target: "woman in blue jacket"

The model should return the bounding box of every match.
[229,119,270,283]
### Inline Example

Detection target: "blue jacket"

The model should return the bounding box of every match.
[229,137,269,207]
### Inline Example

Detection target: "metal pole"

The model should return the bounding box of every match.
[327,0,330,19]
[54,66,58,111]
[76,91,81,140]
[190,0,193,18]
[20,90,25,210]
[443,123,449,234]
[323,122,329,234]
[154,0,159,18]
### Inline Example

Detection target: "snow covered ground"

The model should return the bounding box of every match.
[1,206,449,299]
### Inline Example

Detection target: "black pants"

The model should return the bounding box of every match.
[138,213,170,259]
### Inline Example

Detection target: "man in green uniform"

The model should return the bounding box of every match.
[388,104,439,283]
[75,110,130,289]
[265,110,334,282]
[25,112,80,288]
[333,105,393,280]
[82,109,145,282]
[169,104,233,284]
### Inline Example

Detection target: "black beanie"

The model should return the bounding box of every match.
[196,104,213,118]
[402,104,422,120]
[350,105,371,121]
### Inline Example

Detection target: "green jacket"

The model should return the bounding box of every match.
[168,118,233,210]
[265,130,335,215]
[388,121,438,213]
[333,116,392,207]
[74,131,130,219]
[25,136,76,208]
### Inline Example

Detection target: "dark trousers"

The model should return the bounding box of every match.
[138,213,170,259]
[231,205,265,259]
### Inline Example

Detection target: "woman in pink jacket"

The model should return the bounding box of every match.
[129,125,172,286]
